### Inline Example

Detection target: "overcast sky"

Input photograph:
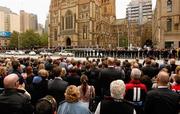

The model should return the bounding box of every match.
[0,0,156,25]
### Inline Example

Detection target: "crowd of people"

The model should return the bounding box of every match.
[0,55,179,114]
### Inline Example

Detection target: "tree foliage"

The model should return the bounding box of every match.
[40,33,48,47]
[20,30,40,49]
[9,30,48,49]
[9,31,19,49]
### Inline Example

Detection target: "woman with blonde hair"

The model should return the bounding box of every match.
[57,85,91,114]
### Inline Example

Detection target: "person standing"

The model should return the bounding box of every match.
[48,66,69,104]
[0,74,33,114]
[57,85,91,114]
[95,80,136,114]
[98,58,124,98]
[144,71,179,114]
[78,75,95,108]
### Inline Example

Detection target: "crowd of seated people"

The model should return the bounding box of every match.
[0,55,179,114]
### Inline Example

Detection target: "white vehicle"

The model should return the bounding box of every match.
[39,51,53,56]
[5,50,18,55]
[17,50,25,55]
[29,51,36,55]
[58,51,74,57]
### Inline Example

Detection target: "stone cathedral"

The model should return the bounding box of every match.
[49,0,117,48]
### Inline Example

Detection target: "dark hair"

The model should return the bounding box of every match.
[12,60,20,70]
[35,95,57,114]
[52,66,62,77]
[80,75,88,96]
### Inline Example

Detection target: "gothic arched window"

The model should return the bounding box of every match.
[167,0,172,12]
[65,10,73,29]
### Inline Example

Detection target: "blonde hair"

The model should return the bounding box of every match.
[38,69,49,78]
[0,66,6,77]
[65,85,80,103]
[38,63,45,70]
[60,68,66,77]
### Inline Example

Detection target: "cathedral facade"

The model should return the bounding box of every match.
[49,0,117,48]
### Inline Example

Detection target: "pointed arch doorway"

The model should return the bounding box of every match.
[66,37,71,47]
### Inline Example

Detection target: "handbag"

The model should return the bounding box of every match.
[88,86,100,112]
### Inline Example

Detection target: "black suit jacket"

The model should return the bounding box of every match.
[48,77,69,104]
[144,88,180,114]
[98,67,125,98]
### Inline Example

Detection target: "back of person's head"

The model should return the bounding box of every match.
[26,66,33,75]
[0,66,6,77]
[52,66,62,77]
[170,58,175,65]
[107,58,114,66]
[110,80,125,99]
[12,60,20,70]
[135,58,139,63]
[38,63,45,70]
[47,58,53,63]
[65,85,80,103]
[80,74,88,85]
[131,68,141,80]
[115,60,121,67]
[174,75,180,84]
[4,73,19,89]
[38,69,49,78]
[145,58,151,65]
[35,95,57,114]
[175,66,180,74]
[157,71,169,86]
[61,68,67,77]
[132,62,139,68]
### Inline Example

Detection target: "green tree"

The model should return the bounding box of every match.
[9,31,19,49]
[40,32,48,48]
[21,30,40,49]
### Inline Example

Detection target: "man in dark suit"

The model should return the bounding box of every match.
[48,66,69,104]
[144,71,180,114]
[98,58,125,99]
[141,58,157,79]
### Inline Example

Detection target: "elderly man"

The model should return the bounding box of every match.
[0,73,33,114]
[125,68,147,114]
[144,71,179,114]
[95,80,136,114]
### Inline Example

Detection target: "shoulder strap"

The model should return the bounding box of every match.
[59,100,66,105]
[104,96,134,106]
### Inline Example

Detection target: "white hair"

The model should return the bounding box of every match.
[131,68,141,79]
[110,80,125,99]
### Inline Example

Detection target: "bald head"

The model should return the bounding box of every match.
[157,71,169,86]
[4,74,19,89]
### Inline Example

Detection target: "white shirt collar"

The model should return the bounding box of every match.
[158,86,168,89]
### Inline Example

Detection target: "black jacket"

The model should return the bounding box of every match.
[48,77,69,104]
[0,89,34,114]
[144,88,180,114]
[98,67,124,98]
[100,97,134,114]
